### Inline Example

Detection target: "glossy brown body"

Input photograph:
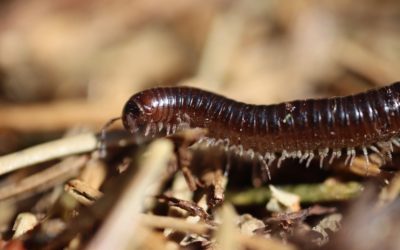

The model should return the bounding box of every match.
[122,83,400,157]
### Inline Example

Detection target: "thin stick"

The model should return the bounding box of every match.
[0,101,120,132]
[195,2,246,87]
[86,139,173,250]
[227,181,363,205]
[215,204,239,250]
[0,156,88,201]
[140,213,295,250]
[65,179,104,206]
[0,133,97,176]
[139,214,212,235]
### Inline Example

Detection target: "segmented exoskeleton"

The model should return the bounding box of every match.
[122,82,400,178]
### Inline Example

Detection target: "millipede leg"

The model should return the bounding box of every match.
[277,150,288,168]
[328,149,340,164]
[144,124,151,137]
[259,156,271,180]
[318,148,329,168]
[223,138,230,152]
[238,145,244,156]
[265,152,276,166]
[343,148,357,166]
[362,146,370,174]
[391,138,400,147]
[206,138,216,147]
[349,148,356,166]
[223,153,232,177]
[369,145,384,158]
[306,152,314,167]
[157,122,164,132]
[166,123,171,135]
[245,149,255,160]
[299,151,310,164]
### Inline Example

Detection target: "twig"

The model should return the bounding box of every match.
[195,1,246,87]
[0,101,120,132]
[140,212,296,250]
[0,134,97,176]
[12,213,38,239]
[201,169,227,208]
[0,156,88,201]
[227,181,363,205]
[78,157,107,190]
[139,213,212,235]
[64,179,104,206]
[215,204,239,250]
[86,139,173,250]
[157,194,212,222]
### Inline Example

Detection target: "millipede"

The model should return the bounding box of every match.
[122,82,400,178]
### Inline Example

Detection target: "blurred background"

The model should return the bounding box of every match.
[0,0,400,153]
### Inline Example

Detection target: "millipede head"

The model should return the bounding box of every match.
[122,91,162,134]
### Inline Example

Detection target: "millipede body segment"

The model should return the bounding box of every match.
[122,82,400,173]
